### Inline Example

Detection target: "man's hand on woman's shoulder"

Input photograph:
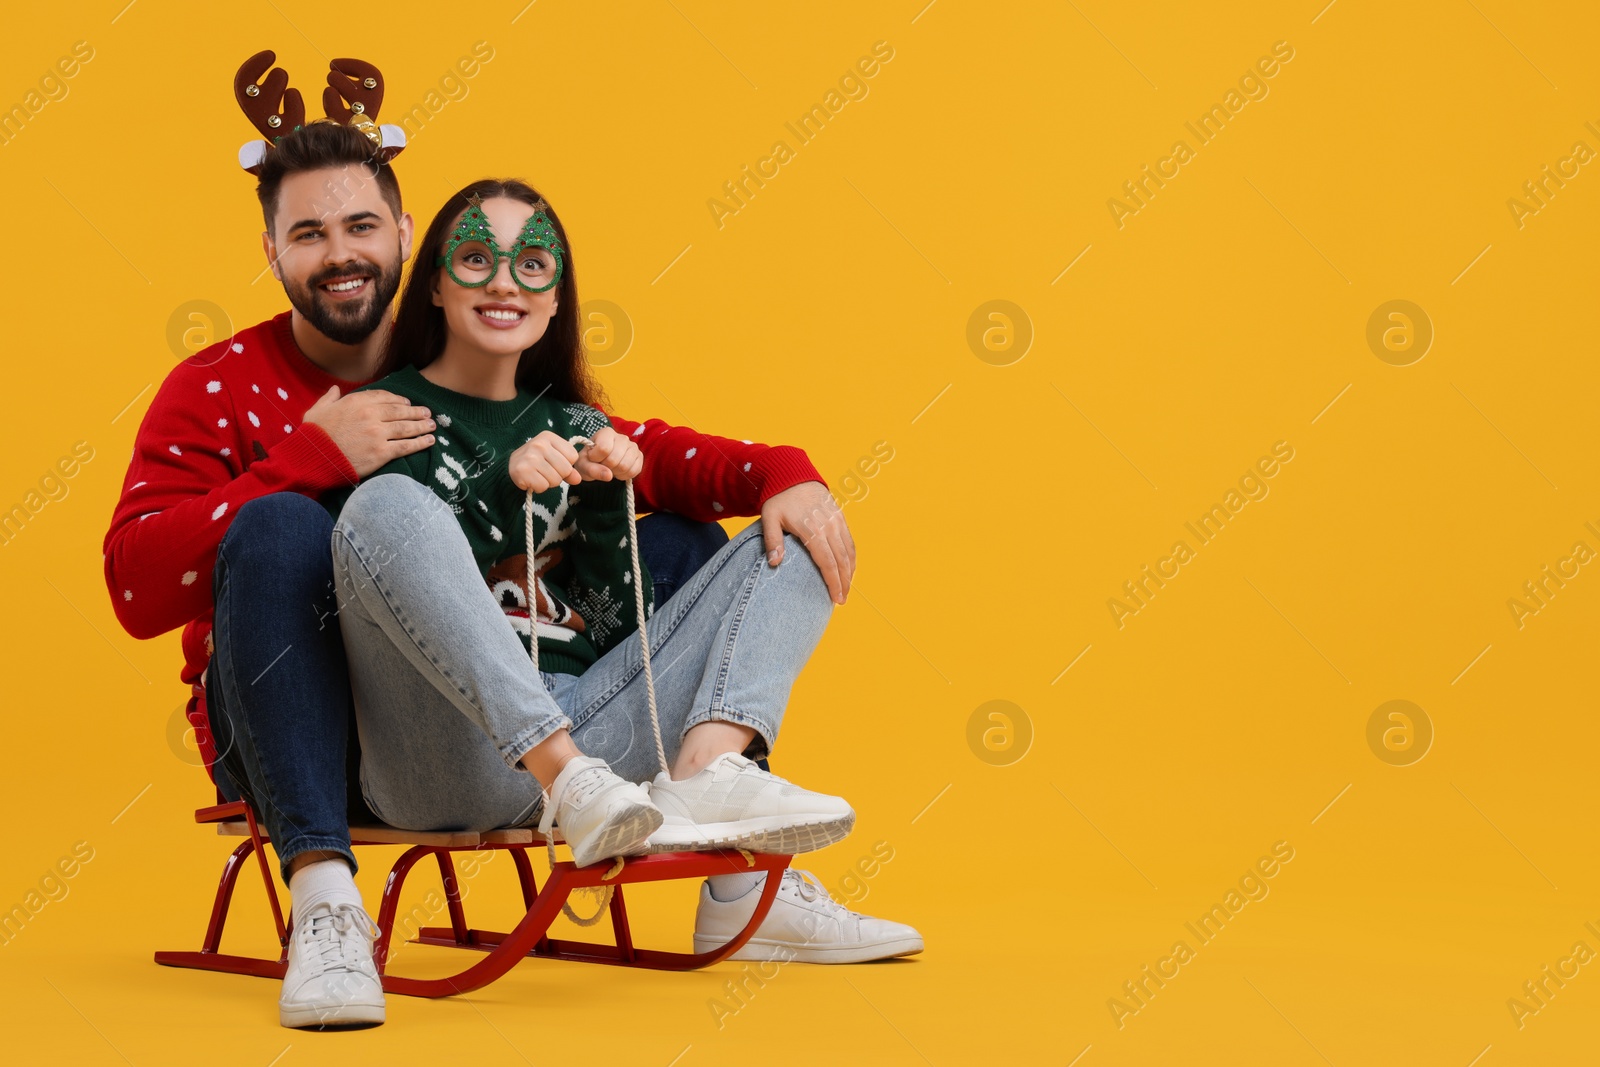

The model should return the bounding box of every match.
[303,386,436,477]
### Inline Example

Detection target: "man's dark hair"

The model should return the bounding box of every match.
[254,121,403,234]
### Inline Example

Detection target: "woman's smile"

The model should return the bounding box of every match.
[474,301,528,329]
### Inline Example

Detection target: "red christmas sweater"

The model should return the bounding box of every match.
[103,310,826,784]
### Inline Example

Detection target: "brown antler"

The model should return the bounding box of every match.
[234,50,304,141]
[323,58,385,123]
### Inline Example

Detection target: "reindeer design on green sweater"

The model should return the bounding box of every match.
[484,481,586,643]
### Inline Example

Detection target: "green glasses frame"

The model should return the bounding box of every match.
[435,195,566,294]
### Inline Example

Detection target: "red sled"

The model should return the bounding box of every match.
[155,797,791,998]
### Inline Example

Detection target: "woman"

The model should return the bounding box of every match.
[321,179,854,870]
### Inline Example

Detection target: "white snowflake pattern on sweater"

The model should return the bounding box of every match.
[562,403,611,440]
[566,583,625,648]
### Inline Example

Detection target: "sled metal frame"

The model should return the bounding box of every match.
[154,799,789,998]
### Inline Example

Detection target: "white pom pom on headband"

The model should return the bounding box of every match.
[233,50,406,175]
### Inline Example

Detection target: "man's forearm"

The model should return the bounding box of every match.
[601,409,827,520]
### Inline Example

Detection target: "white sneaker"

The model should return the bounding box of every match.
[539,755,663,868]
[694,869,924,963]
[278,900,386,1029]
[645,752,854,854]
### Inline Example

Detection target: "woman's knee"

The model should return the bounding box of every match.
[331,475,455,575]
[337,474,441,534]
[767,530,833,604]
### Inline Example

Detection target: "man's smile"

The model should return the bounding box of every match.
[316,272,373,301]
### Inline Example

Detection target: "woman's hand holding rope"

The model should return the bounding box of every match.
[508,426,641,493]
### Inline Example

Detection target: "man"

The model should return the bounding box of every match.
[104,60,918,1031]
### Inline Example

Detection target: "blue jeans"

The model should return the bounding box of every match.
[328,475,832,831]
[210,491,732,880]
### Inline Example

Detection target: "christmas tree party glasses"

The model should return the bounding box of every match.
[436,194,565,294]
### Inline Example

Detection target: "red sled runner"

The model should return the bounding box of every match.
[155,796,791,998]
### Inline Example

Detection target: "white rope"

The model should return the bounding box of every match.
[525,435,670,925]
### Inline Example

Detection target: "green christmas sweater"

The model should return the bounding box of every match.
[321,364,653,677]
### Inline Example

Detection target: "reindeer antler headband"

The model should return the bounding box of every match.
[233,50,407,174]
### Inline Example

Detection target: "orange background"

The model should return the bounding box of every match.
[2,1,1598,1063]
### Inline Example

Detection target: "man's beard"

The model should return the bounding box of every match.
[284,255,403,346]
